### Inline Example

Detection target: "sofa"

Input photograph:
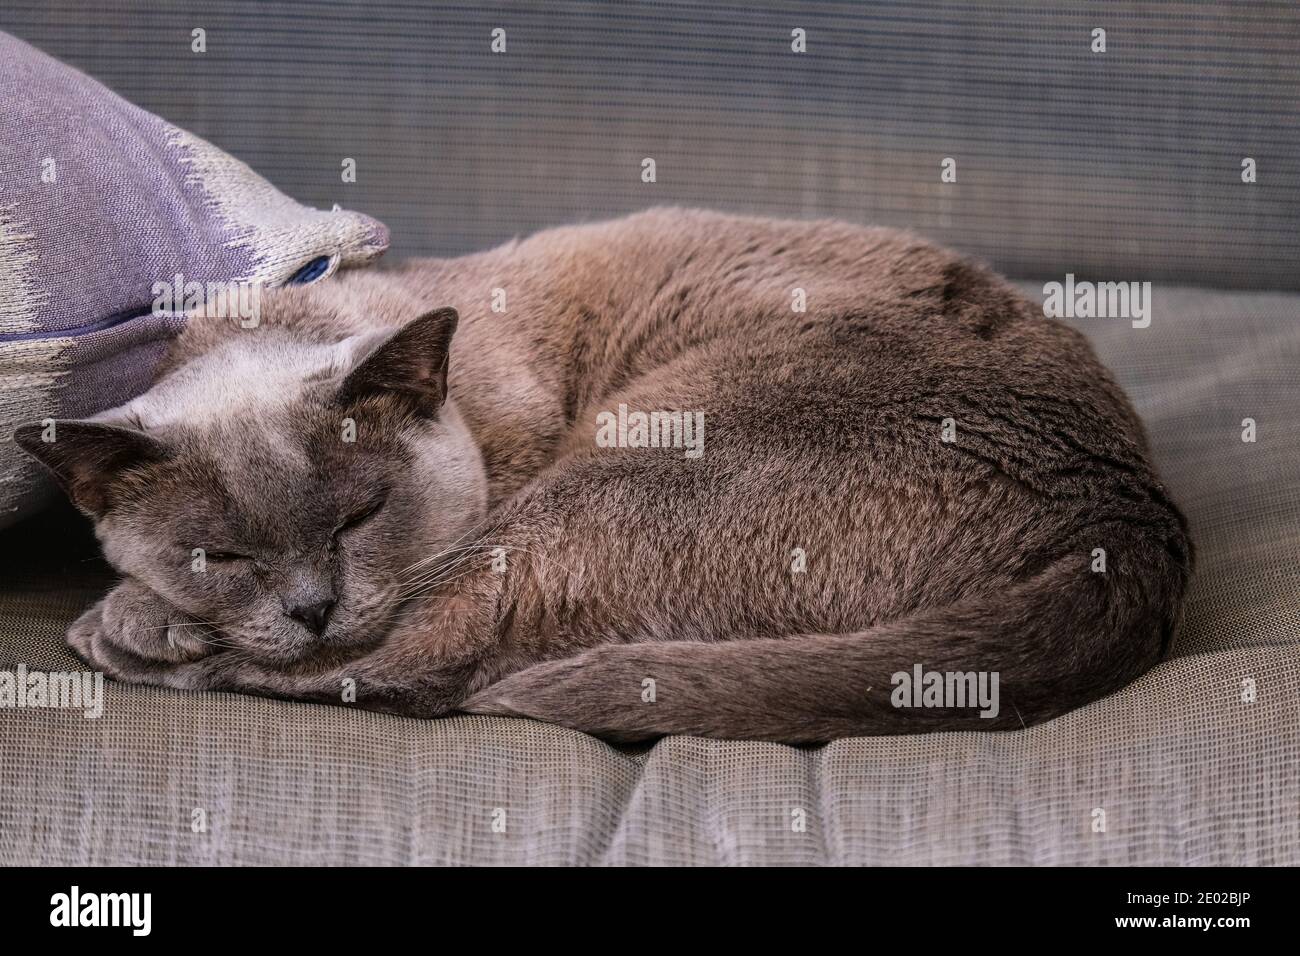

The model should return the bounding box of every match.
[1,1,1296,865]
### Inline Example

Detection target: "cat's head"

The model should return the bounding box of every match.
[15,306,488,664]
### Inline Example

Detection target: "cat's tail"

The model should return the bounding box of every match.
[460,538,1190,744]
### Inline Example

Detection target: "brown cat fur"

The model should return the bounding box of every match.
[16,209,1192,743]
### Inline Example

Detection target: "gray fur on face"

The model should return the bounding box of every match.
[21,310,486,665]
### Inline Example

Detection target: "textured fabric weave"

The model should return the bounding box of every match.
[0,649,1293,866]
[1,287,1296,866]
[2,1,1295,290]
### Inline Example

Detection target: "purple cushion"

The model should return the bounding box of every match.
[0,31,390,526]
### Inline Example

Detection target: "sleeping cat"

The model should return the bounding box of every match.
[14,209,1192,743]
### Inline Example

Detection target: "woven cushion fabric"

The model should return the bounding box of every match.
[0,29,390,527]
[1,286,1296,866]
[1,1,1295,292]
[0,645,1294,866]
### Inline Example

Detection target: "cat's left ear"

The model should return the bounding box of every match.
[338,308,458,417]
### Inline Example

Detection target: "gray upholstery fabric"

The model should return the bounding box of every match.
[1,1,1297,290]
[2,287,1296,866]
[1,1,1297,865]
[0,648,1295,866]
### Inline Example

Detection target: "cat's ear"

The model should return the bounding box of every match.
[13,420,169,517]
[337,308,459,417]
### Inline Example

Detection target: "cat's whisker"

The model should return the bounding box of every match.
[142,619,228,632]
[399,513,515,576]
[395,566,483,601]
[402,543,580,587]
[397,517,507,576]
[181,634,239,651]
[394,539,551,586]
[396,544,500,587]
[395,546,488,582]
[393,544,495,591]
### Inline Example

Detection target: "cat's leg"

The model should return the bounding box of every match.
[68,579,220,681]
[68,574,494,717]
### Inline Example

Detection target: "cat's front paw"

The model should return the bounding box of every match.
[67,581,219,688]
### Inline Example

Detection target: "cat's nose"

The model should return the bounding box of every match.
[288,598,335,635]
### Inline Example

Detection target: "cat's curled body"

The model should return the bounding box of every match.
[17,209,1192,743]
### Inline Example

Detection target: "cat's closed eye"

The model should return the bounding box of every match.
[204,550,254,563]
[334,498,386,536]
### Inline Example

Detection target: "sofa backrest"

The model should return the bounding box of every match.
[3,0,1297,289]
